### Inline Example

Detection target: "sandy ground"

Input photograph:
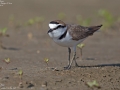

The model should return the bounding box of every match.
[0,0,120,90]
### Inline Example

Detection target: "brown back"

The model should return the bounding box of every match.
[68,24,102,41]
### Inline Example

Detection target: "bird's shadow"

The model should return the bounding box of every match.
[77,63,120,68]
[75,57,120,67]
[7,47,20,50]
[2,47,20,51]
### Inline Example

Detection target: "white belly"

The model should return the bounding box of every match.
[54,39,84,47]
[53,32,85,47]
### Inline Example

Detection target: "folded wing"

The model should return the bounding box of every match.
[69,24,102,41]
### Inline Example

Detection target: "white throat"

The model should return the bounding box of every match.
[48,26,67,39]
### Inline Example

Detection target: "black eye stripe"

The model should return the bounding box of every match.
[57,25,64,28]
[52,25,66,30]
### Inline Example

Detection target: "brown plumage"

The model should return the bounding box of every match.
[68,24,102,41]
[50,20,66,26]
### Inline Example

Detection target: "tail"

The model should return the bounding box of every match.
[87,24,102,35]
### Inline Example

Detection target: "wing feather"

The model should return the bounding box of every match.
[68,24,102,41]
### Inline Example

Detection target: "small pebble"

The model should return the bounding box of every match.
[41,81,47,87]
[18,82,23,88]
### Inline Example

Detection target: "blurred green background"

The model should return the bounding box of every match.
[0,0,120,30]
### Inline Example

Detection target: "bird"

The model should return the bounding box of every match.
[47,20,102,69]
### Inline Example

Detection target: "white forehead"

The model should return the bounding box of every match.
[49,23,62,29]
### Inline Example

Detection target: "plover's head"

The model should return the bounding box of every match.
[48,20,66,30]
[48,20,67,38]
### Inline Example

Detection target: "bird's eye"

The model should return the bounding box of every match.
[57,25,65,28]
[57,25,62,28]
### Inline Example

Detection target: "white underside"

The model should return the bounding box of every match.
[53,32,85,47]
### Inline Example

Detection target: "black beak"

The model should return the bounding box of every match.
[47,29,53,33]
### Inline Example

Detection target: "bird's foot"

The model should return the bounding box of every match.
[75,63,79,67]
[64,65,71,70]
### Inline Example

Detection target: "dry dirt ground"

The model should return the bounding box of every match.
[0,0,120,90]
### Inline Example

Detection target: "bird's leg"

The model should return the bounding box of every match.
[66,51,76,69]
[74,56,79,67]
[64,47,71,69]
[65,47,76,69]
